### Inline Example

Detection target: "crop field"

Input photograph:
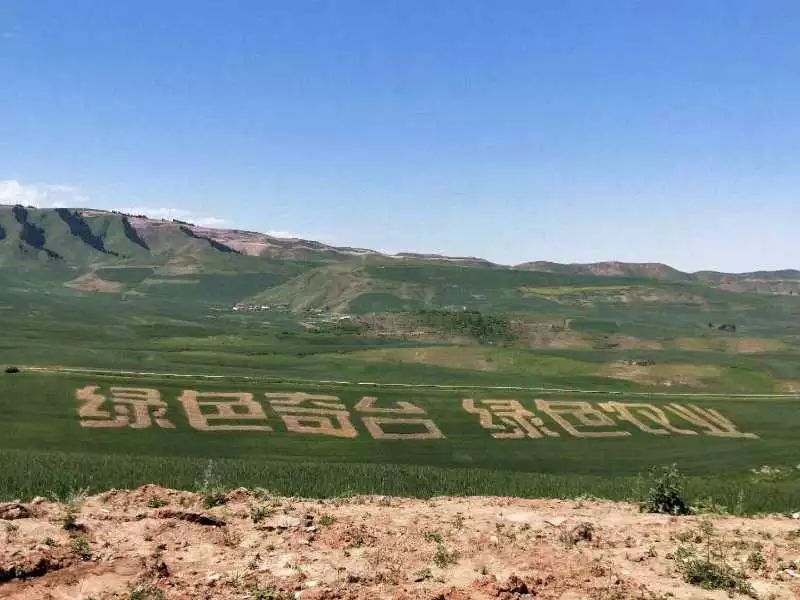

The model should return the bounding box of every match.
[1,369,799,513]
[1,243,800,513]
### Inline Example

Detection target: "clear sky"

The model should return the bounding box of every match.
[1,1,798,272]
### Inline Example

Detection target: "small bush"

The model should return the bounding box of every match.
[129,587,165,600]
[678,556,754,597]
[560,522,595,547]
[197,460,227,508]
[203,490,227,509]
[746,550,765,571]
[433,543,459,568]
[147,496,167,509]
[318,513,336,527]
[70,536,92,560]
[4,366,19,374]
[250,503,274,523]
[62,487,88,531]
[248,586,288,600]
[641,464,689,515]
[423,530,443,544]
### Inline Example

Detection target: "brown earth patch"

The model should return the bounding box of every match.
[673,336,785,354]
[353,347,498,372]
[599,362,723,388]
[65,272,124,294]
[0,485,798,599]
[727,337,786,354]
[672,337,718,352]
[778,380,800,393]
[609,335,663,351]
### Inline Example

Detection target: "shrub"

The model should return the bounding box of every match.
[250,503,274,523]
[641,464,689,515]
[70,536,92,560]
[62,487,88,531]
[560,522,595,547]
[147,496,167,509]
[197,460,227,508]
[746,550,765,571]
[678,555,754,597]
[318,513,336,527]
[433,543,459,568]
[423,530,443,543]
[248,586,288,600]
[129,587,165,600]
[4,367,19,374]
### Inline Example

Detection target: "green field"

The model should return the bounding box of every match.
[1,370,798,512]
[1,207,799,511]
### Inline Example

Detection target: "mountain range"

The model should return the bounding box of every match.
[1,205,797,290]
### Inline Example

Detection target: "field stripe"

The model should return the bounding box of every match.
[20,364,800,399]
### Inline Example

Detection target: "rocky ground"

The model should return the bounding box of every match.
[1,486,799,599]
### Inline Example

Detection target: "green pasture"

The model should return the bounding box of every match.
[1,370,798,512]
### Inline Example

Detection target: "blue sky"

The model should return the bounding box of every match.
[1,1,798,271]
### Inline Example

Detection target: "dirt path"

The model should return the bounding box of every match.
[1,486,799,599]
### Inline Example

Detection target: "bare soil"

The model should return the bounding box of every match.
[599,362,723,388]
[1,486,799,599]
[64,273,124,294]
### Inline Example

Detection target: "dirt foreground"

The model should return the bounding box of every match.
[1,486,799,599]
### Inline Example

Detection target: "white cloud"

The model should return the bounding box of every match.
[116,206,228,228]
[0,180,88,208]
[0,180,228,228]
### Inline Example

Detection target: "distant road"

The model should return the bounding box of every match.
[20,364,800,399]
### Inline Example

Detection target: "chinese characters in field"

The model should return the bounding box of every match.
[75,385,758,440]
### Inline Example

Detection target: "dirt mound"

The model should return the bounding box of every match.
[1,485,798,599]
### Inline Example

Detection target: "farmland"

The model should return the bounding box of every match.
[1,370,799,512]
[1,207,799,511]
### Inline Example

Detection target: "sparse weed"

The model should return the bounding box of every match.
[252,487,276,502]
[129,587,165,600]
[197,460,227,508]
[220,526,241,547]
[746,550,765,571]
[318,513,336,527]
[433,543,459,568]
[672,515,756,597]
[70,535,92,560]
[424,530,443,543]
[248,585,288,600]
[250,503,275,523]
[62,487,89,531]
[677,553,754,597]
[413,567,433,581]
[147,496,167,509]
[560,522,595,547]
